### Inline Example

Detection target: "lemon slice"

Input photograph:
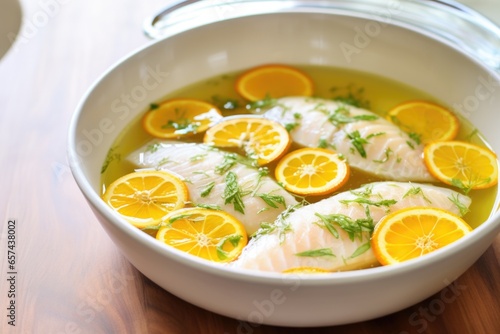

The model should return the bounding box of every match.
[203,116,291,165]
[235,64,314,101]
[387,101,459,144]
[275,148,350,196]
[424,140,498,192]
[156,207,248,263]
[143,98,222,139]
[371,207,472,265]
[102,170,189,228]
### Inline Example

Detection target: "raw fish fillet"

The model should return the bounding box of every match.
[264,97,435,181]
[230,182,471,273]
[127,141,298,234]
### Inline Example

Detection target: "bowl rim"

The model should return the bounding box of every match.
[68,7,500,287]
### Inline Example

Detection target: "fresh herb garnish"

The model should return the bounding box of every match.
[315,211,374,242]
[190,153,207,162]
[223,172,246,214]
[448,194,470,216]
[195,203,222,210]
[451,178,473,195]
[215,153,238,174]
[284,122,299,132]
[146,142,161,153]
[318,138,328,149]
[257,193,286,209]
[403,186,431,204]
[200,181,215,197]
[350,242,371,258]
[101,147,121,174]
[211,95,240,111]
[346,130,368,157]
[295,248,335,258]
[330,85,371,109]
[162,119,199,135]
[217,235,243,260]
[373,147,393,163]
[339,198,397,208]
[161,108,199,135]
[408,132,421,145]
[251,203,302,242]
[215,152,258,175]
[346,130,385,158]
[246,96,278,111]
[323,106,378,127]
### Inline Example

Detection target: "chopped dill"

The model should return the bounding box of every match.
[448,193,470,216]
[315,209,374,242]
[223,172,246,214]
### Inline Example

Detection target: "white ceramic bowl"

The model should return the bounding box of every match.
[0,0,22,61]
[69,0,500,327]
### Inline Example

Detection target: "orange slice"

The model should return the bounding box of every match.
[102,170,189,228]
[424,141,498,192]
[156,207,248,263]
[203,116,291,165]
[235,64,314,101]
[282,267,331,274]
[387,101,459,144]
[275,148,350,196]
[371,207,472,265]
[143,98,222,139]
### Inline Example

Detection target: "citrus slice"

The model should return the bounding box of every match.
[423,141,498,192]
[156,207,248,263]
[235,64,314,101]
[371,207,472,265]
[143,98,222,139]
[282,267,331,274]
[102,170,189,228]
[387,101,459,144]
[275,148,350,196]
[203,116,291,165]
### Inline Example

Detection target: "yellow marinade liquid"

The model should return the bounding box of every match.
[101,65,498,229]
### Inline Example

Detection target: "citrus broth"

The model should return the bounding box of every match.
[101,65,498,229]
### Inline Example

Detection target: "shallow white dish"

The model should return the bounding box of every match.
[69,0,500,327]
[0,0,22,61]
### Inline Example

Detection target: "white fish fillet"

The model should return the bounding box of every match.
[264,97,435,181]
[230,182,471,273]
[126,141,298,235]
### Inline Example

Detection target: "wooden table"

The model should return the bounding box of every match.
[1,0,498,333]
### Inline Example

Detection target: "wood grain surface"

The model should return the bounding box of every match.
[0,0,499,333]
